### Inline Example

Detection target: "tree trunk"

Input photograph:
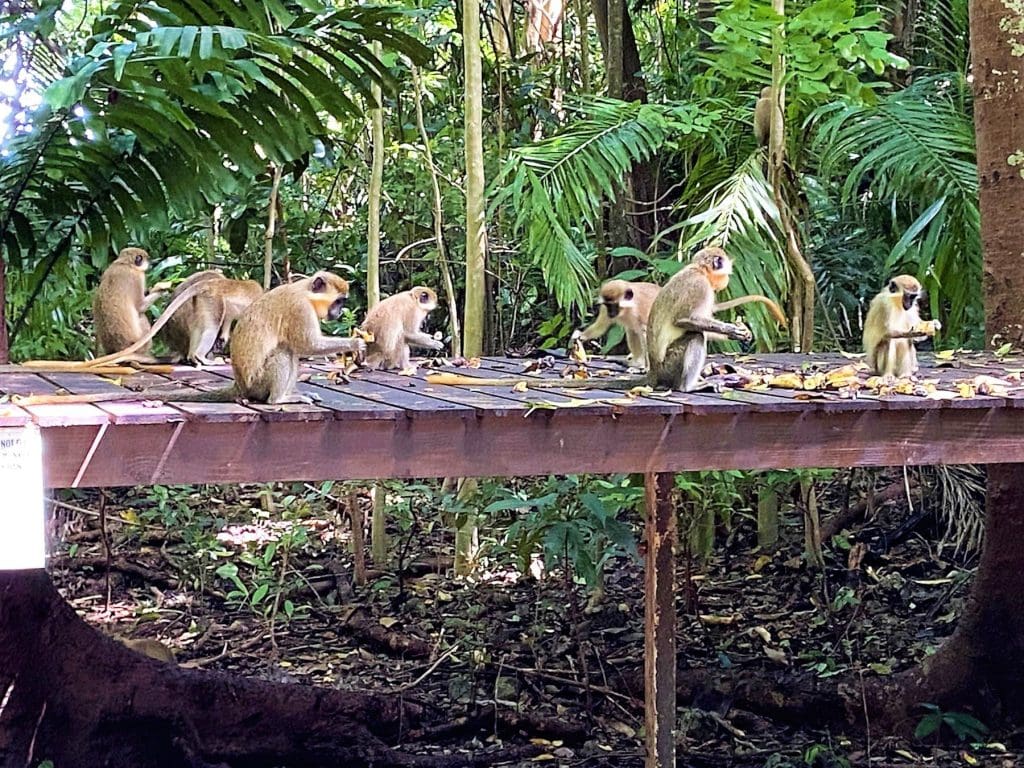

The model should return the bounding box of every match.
[367,40,385,311]
[463,0,488,358]
[589,0,655,249]
[861,0,1024,726]
[0,570,425,768]
[767,0,815,351]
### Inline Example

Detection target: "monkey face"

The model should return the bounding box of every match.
[888,275,922,311]
[309,272,350,320]
[604,301,620,319]
[412,286,438,312]
[118,247,150,271]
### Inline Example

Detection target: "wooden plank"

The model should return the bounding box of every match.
[644,472,676,768]
[358,369,530,416]
[124,369,264,423]
[35,404,1024,488]
[462,359,749,415]
[0,403,31,426]
[304,364,476,419]
[37,372,186,426]
[0,372,111,427]
[165,367,335,423]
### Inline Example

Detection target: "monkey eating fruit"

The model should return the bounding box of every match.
[862,274,940,378]
[572,279,660,369]
[361,286,445,370]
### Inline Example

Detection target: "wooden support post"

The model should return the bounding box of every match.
[644,471,676,768]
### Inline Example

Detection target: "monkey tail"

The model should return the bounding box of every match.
[714,295,788,326]
[10,384,238,407]
[22,278,215,370]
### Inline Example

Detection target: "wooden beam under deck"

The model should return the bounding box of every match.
[23,402,1023,488]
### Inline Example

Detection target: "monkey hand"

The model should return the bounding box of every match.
[426,338,445,352]
[727,322,753,343]
[151,280,174,293]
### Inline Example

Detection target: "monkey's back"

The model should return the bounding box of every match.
[159,271,226,357]
[93,263,149,354]
[360,292,409,368]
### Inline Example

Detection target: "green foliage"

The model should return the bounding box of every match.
[811,74,980,344]
[487,475,641,587]
[1,0,428,354]
[707,0,907,98]
[494,98,728,312]
[914,703,989,743]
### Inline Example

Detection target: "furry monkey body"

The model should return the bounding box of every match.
[573,280,660,369]
[22,272,365,406]
[647,247,753,391]
[753,87,772,147]
[92,247,171,357]
[227,272,364,403]
[160,272,263,365]
[862,275,939,377]
[361,286,445,370]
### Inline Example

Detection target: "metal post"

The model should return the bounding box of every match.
[644,471,676,767]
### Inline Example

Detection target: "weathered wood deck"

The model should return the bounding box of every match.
[5,350,1022,768]
[1,352,1023,488]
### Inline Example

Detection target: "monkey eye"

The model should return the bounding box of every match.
[888,281,898,293]
[712,256,723,270]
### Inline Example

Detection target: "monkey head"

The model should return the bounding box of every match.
[306,271,351,320]
[691,246,733,292]
[598,280,635,319]
[887,275,922,312]
[117,247,150,271]
[411,286,439,312]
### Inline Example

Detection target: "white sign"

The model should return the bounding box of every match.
[0,426,46,570]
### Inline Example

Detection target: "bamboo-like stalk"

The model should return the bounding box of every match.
[411,64,462,356]
[263,164,283,290]
[366,40,385,310]
[463,0,487,357]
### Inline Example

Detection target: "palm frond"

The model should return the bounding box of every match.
[493,97,728,310]
[667,152,789,348]
[809,73,980,343]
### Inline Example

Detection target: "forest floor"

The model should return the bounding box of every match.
[50,478,1019,768]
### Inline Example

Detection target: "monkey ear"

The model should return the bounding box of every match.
[419,291,430,303]
[888,281,898,293]
[623,288,634,301]
[312,276,326,292]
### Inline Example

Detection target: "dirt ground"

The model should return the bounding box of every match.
[48,477,1020,768]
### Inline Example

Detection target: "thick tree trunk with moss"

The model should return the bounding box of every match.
[0,571,426,768]
[862,0,1024,725]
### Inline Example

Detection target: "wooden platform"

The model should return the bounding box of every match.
[2,352,1022,488]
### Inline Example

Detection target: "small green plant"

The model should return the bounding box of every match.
[915,704,989,743]
[803,742,851,768]
[487,475,641,587]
